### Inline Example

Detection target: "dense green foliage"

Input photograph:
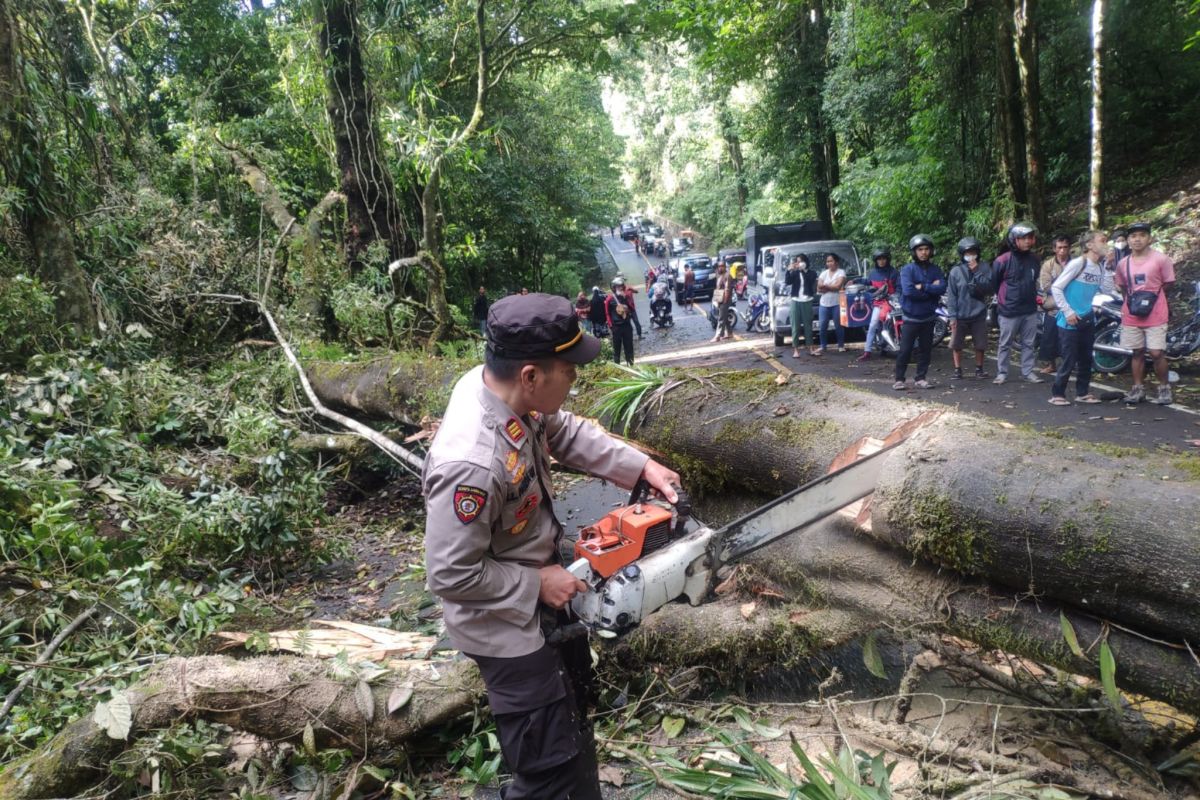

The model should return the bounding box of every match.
[623,0,1200,254]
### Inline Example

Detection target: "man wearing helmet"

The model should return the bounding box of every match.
[893,235,946,390]
[605,276,636,365]
[945,238,992,379]
[991,222,1043,385]
[857,247,899,362]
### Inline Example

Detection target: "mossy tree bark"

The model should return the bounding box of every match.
[0,656,484,800]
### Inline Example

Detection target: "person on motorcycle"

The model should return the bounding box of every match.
[856,247,898,362]
[945,237,993,380]
[991,222,1043,385]
[1047,229,1116,405]
[650,274,672,323]
[894,234,946,390]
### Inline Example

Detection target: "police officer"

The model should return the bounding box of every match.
[423,293,681,800]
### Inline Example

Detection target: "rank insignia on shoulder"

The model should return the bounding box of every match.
[504,417,525,443]
[514,493,539,520]
[505,450,519,472]
[453,485,488,524]
[509,519,528,536]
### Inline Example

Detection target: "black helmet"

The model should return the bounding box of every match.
[871,247,891,261]
[908,234,934,255]
[1006,221,1036,247]
[956,237,982,258]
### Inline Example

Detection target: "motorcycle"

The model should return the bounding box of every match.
[733,272,750,301]
[650,294,674,329]
[876,294,950,356]
[1091,280,1200,373]
[707,301,738,332]
[736,291,771,333]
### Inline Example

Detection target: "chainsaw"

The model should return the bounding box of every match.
[565,441,898,634]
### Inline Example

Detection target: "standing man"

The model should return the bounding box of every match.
[1037,234,1072,375]
[991,222,1043,385]
[606,276,636,365]
[472,286,490,336]
[1048,230,1114,405]
[683,262,695,307]
[423,293,681,800]
[945,237,992,379]
[856,248,898,362]
[711,261,734,342]
[1114,221,1175,405]
[893,234,946,390]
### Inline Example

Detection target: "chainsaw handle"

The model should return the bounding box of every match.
[627,479,692,537]
[627,478,651,506]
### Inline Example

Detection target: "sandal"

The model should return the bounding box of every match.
[1048,396,1071,406]
[1076,394,1102,404]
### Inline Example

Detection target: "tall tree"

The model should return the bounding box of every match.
[0,0,96,335]
[1011,0,1046,231]
[317,0,409,275]
[1088,0,1106,229]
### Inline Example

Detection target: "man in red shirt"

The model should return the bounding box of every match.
[1114,221,1175,405]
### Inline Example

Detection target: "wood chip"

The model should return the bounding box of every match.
[740,601,757,620]
[773,404,789,416]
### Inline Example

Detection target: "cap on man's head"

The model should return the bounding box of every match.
[487,293,601,365]
[1127,221,1152,235]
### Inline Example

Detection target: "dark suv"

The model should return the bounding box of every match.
[675,254,715,304]
[620,222,638,241]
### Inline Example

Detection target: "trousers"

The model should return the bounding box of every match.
[1052,322,1096,399]
[895,319,934,382]
[611,323,634,365]
[996,312,1039,378]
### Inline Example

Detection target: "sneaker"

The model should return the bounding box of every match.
[952,368,964,380]
[836,346,846,353]
[856,351,873,363]
[1123,385,1146,404]
[892,380,908,391]
[974,367,990,379]
[1151,386,1173,405]
[993,375,1007,385]
[1023,373,1044,384]
[914,379,936,389]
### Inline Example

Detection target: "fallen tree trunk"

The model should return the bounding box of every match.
[306,358,1200,648]
[0,655,483,800]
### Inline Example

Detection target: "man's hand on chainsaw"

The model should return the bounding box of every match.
[538,565,588,609]
[640,459,681,504]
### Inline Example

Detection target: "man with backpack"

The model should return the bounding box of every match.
[944,237,992,379]
[991,222,1043,385]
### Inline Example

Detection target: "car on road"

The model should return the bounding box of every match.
[641,233,660,254]
[674,253,716,304]
[620,222,638,241]
[669,236,692,256]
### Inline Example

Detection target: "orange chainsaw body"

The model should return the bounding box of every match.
[573,502,675,578]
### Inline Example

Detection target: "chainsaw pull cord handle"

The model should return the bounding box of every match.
[627,478,651,506]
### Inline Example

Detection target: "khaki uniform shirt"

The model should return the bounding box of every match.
[423,366,649,658]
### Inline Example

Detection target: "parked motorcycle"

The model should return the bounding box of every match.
[1091,280,1200,373]
[707,302,738,332]
[875,294,949,356]
[733,272,750,301]
[736,291,771,333]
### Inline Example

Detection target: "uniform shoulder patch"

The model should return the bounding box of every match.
[504,417,525,443]
[453,484,488,524]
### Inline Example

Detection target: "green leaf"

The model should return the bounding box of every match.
[861,633,886,680]
[1099,640,1121,712]
[1059,611,1084,658]
[661,715,685,739]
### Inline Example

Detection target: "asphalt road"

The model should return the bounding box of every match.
[600,231,1200,453]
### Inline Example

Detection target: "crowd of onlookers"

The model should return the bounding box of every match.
[781,221,1174,405]
[471,221,1178,406]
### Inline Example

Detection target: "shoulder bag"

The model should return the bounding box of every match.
[1124,256,1158,318]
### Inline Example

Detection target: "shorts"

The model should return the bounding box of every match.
[1120,323,1167,352]
[950,315,989,350]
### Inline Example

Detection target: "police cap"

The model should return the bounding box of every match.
[487,293,602,364]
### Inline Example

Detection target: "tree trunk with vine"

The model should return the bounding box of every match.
[1012,0,1047,231]
[317,0,409,274]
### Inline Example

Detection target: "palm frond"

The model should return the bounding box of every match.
[590,364,670,434]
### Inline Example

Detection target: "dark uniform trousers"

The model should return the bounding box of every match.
[468,633,601,800]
